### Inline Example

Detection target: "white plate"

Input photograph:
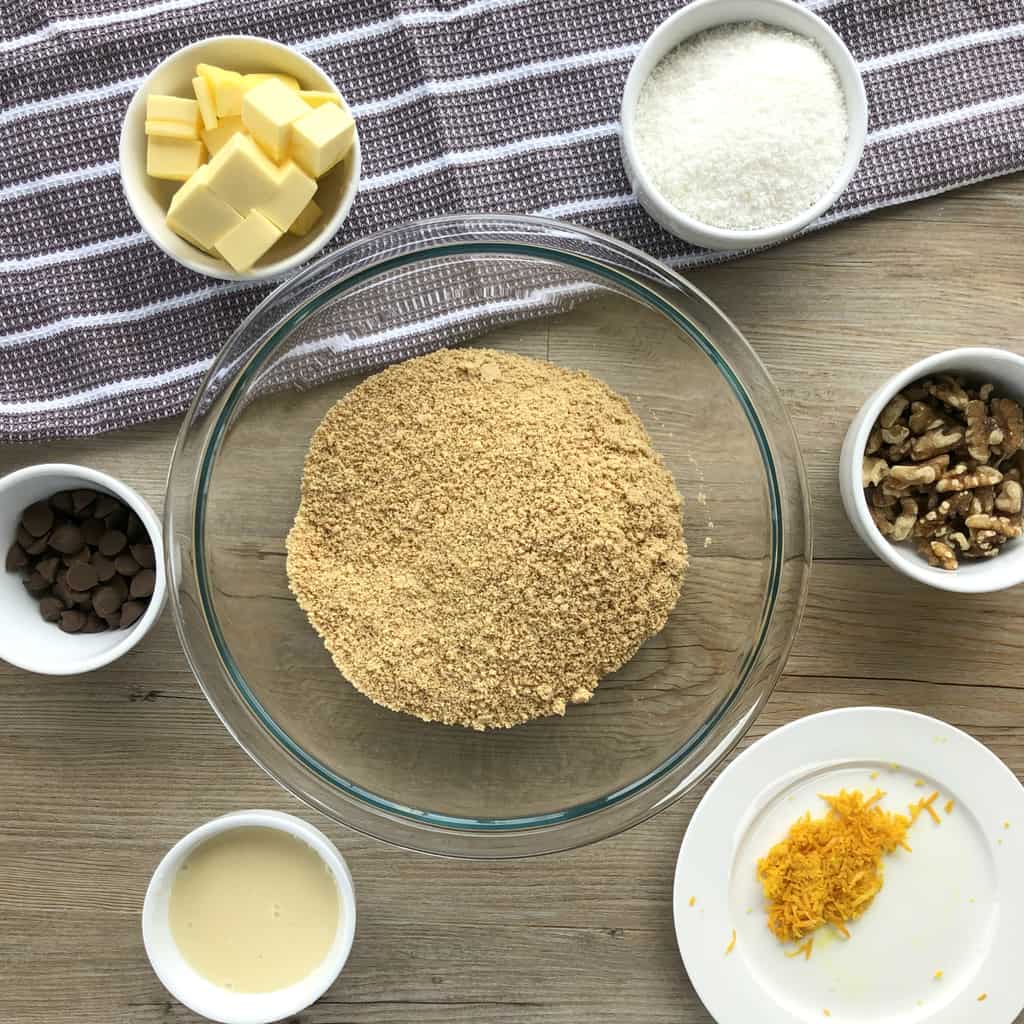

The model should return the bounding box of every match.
[674,708,1024,1024]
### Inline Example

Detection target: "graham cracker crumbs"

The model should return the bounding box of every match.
[287,348,687,730]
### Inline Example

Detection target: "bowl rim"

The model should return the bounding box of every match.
[165,212,812,857]
[839,346,1024,594]
[141,808,356,1023]
[0,462,166,675]
[118,34,362,282]
[619,0,868,251]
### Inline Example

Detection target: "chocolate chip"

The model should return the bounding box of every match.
[62,547,91,568]
[92,585,122,618]
[92,553,117,582]
[39,596,63,622]
[130,542,155,569]
[104,505,129,532]
[81,614,107,634]
[126,512,145,542]
[51,491,74,515]
[52,576,75,609]
[49,523,84,555]
[36,556,59,583]
[104,613,122,630]
[71,489,96,515]
[5,543,28,572]
[25,532,50,556]
[98,530,127,557]
[120,600,145,628]
[93,494,120,519]
[24,572,50,595]
[129,569,156,599]
[16,525,34,550]
[59,610,87,633]
[66,562,99,591]
[112,574,130,601]
[71,588,94,607]
[114,553,140,576]
[81,517,106,547]
[22,500,54,538]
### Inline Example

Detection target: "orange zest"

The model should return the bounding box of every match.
[756,789,912,944]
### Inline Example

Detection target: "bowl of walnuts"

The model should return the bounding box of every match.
[840,347,1024,593]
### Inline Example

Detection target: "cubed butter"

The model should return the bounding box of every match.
[196,63,244,117]
[167,166,245,249]
[291,101,355,178]
[297,90,340,109]
[215,210,282,272]
[288,197,322,236]
[204,132,281,212]
[192,76,218,131]
[145,95,200,139]
[242,79,311,162]
[255,160,316,231]
[147,136,205,181]
[201,116,246,156]
[243,72,300,92]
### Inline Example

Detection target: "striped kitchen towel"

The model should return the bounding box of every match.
[2,0,1023,441]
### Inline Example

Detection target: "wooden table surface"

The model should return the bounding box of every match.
[3,175,1024,1024]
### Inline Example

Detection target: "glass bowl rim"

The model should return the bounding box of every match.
[168,213,810,857]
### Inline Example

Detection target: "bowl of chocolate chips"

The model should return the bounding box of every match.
[0,464,164,674]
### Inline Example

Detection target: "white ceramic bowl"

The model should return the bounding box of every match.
[142,809,357,1024]
[0,464,166,674]
[840,347,1024,594]
[120,35,362,281]
[619,0,868,251]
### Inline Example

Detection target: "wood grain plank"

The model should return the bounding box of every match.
[1,175,1023,1023]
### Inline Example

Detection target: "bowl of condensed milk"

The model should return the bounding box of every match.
[142,809,356,1023]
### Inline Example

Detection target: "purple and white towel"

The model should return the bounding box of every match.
[1,0,1023,441]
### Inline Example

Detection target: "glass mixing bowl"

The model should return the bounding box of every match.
[166,215,810,858]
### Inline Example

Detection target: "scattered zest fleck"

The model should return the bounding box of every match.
[786,939,814,960]
[1004,821,1011,829]
[910,791,941,826]
[823,1011,831,1018]
[725,929,737,955]
[689,895,696,907]
[869,771,879,780]
[944,799,954,815]
[978,993,988,1002]
[914,779,925,788]
[934,970,944,980]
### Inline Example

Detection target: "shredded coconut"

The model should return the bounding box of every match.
[634,21,848,230]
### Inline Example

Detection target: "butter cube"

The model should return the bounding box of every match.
[255,160,316,231]
[242,79,312,162]
[291,101,355,178]
[196,63,244,117]
[243,73,300,92]
[201,116,246,156]
[145,95,200,139]
[205,132,280,212]
[215,210,282,272]
[297,90,340,109]
[288,198,322,236]
[167,166,245,249]
[192,76,218,131]
[147,136,205,181]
